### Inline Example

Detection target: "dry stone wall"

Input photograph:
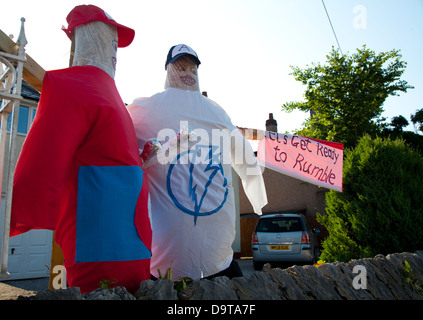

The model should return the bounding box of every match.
[20,251,423,300]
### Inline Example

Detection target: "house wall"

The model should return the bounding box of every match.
[237,113,329,257]
[239,167,328,217]
[1,134,26,193]
[0,94,53,281]
[1,97,38,192]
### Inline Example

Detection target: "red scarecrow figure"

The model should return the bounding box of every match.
[10,5,151,294]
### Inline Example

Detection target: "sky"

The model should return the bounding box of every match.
[1,0,422,136]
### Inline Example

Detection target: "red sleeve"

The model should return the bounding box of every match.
[10,71,92,236]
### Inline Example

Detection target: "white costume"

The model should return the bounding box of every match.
[128,44,267,280]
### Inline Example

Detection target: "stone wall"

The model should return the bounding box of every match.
[22,251,423,300]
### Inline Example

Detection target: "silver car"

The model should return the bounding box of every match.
[252,213,320,270]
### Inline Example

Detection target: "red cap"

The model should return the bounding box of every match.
[62,5,135,48]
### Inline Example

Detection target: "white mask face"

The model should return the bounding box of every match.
[165,55,199,91]
[72,21,118,79]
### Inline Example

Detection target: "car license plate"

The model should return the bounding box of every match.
[270,245,290,250]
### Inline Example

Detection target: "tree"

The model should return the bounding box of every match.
[282,46,413,148]
[317,135,423,262]
[390,115,409,132]
[411,108,423,133]
[381,112,423,155]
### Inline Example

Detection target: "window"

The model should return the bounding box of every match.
[5,105,37,135]
[256,217,304,233]
[17,106,29,133]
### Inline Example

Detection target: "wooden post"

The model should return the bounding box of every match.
[0,29,45,91]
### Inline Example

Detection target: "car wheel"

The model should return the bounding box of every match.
[253,260,264,271]
[313,247,321,263]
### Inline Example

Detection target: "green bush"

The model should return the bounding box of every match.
[317,135,423,262]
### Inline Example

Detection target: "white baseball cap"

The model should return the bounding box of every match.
[165,44,201,70]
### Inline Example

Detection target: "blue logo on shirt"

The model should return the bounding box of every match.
[167,145,228,225]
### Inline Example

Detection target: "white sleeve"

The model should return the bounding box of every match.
[127,97,151,151]
[231,128,267,215]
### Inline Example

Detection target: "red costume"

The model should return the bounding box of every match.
[11,66,151,293]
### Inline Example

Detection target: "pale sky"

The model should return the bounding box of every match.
[1,0,422,135]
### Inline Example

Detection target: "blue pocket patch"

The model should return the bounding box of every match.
[75,166,151,263]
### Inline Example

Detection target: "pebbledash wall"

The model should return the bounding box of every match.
[238,113,328,257]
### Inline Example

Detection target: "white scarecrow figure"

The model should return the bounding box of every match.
[128,44,267,280]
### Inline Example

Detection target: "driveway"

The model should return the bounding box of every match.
[236,258,255,276]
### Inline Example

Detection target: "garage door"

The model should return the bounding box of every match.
[0,195,53,281]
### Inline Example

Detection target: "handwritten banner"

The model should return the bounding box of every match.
[256,131,343,192]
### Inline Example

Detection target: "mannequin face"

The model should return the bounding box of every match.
[112,39,118,71]
[165,55,199,91]
[72,21,118,79]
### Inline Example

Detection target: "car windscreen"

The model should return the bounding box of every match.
[256,217,304,233]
